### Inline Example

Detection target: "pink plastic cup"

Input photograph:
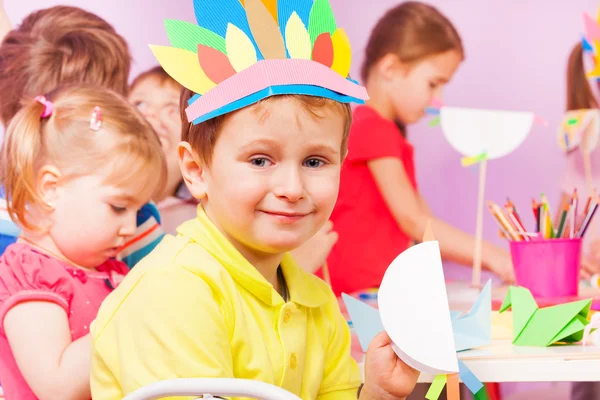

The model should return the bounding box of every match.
[509,238,582,298]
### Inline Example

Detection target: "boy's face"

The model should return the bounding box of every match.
[184,97,345,259]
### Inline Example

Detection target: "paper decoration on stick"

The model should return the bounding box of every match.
[150,0,368,125]
[343,223,492,399]
[378,223,457,375]
[428,106,537,287]
[499,286,592,346]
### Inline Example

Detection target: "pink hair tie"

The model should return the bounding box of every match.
[90,106,102,131]
[33,95,53,118]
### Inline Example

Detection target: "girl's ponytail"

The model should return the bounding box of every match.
[0,97,51,230]
[567,43,598,110]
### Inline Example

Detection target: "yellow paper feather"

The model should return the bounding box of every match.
[285,12,311,59]
[149,45,215,94]
[245,0,286,59]
[331,28,351,77]
[226,23,259,72]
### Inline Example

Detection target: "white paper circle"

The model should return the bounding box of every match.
[440,107,535,159]
[378,241,459,375]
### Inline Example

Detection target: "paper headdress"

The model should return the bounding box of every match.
[150,0,369,124]
[583,10,600,80]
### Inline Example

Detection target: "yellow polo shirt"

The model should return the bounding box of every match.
[90,207,361,400]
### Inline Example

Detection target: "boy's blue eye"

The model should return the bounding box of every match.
[304,158,325,168]
[110,205,127,214]
[250,158,272,167]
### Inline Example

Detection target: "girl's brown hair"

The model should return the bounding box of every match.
[0,6,131,126]
[0,86,167,230]
[566,43,599,110]
[361,1,464,82]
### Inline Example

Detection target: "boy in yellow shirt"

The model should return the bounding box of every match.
[90,0,419,399]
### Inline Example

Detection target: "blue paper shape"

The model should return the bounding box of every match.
[193,0,263,60]
[583,36,595,53]
[451,279,492,352]
[425,107,440,116]
[458,358,483,394]
[279,0,313,35]
[342,293,384,352]
[191,84,365,124]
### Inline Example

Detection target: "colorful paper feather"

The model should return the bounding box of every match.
[197,45,236,83]
[149,45,215,94]
[285,12,312,59]
[165,20,227,54]
[331,28,351,77]
[308,0,337,45]
[245,0,287,59]
[312,32,334,67]
[226,24,259,71]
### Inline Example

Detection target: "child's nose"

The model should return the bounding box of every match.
[273,165,304,202]
[119,212,138,237]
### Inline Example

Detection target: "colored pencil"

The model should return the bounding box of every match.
[577,197,599,238]
[556,202,570,238]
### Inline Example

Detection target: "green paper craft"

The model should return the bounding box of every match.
[499,286,591,346]
[165,19,227,54]
[425,375,447,400]
[429,116,441,127]
[308,0,337,45]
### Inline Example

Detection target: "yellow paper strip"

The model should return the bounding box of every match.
[425,375,447,400]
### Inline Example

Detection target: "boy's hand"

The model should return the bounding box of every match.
[360,331,419,400]
[484,246,515,283]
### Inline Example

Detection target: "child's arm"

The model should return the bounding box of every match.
[368,157,514,282]
[4,301,91,400]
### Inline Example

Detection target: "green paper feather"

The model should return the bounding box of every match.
[308,0,337,46]
[165,19,227,54]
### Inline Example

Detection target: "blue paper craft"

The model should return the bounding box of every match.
[451,279,492,352]
[583,36,595,53]
[342,293,384,352]
[191,84,364,124]
[458,359,483,394]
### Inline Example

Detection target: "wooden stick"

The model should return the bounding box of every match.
[472,159,487,287]
[582,125,596,241]
[446,373,460,400]
[322,261,332,287]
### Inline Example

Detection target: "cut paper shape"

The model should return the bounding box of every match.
[185,59,368,123]
[583,36,595,53]
[308,0,337,45]
[192,84,363,124]
[557,109,600,153]
[458,359,483,394]
[425,375,447,400]
[152,0,367,124]
[193,0,263,60]
[378,232,458,375]
[284,12,311,59]
[436,106,536,287]
[165,20,227,54]
[226,24,259,72]
[330,28,351,77]
[583,313,600,345]
[149,45,216,95]
[197,45,236,84]
[440,107,535,160]
[451,279,492,352]
[584,12,600,43]
[245,0,287,59]
[446,374,460,400]
[499,286,592,346]
[460,152,487,167]
[278,0,312,37]
[342,294,384,352]
[312,33,334,67]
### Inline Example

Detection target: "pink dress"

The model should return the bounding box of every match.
[0,243,128,400]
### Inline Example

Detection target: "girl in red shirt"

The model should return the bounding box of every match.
[327,2,515,296]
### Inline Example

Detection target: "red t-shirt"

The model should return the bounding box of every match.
[327,105,417,296]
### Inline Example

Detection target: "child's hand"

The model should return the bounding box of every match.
[484,246,515,283]
[581,256,600,280]
[360,331,419,400]
[289,220,338,273]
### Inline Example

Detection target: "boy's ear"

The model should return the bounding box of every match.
[178,141,208,200]
[37,165,61,209]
